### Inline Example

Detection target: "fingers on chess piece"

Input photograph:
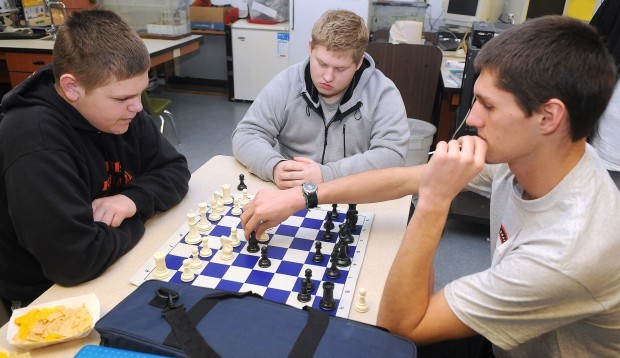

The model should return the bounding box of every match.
[319,281,336,311]
[237,173,247,191]
[153,252,170,279]
[180,258,195,282]
[354,287,369,313]
[247,231,260,253]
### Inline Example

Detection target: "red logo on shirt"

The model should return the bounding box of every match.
[498,224,509,244]
[102,161,133,193]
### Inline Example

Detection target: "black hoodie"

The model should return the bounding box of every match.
[0,65,191,303]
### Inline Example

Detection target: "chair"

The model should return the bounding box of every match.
[365,42,443,125]
[141,91,180,144]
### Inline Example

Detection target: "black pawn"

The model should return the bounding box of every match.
[297,279,311,303]
[319,281,336,311]
[304,268,315,292]
[312,241,325,263]
[326,252,341,279]
[258,246,271,268]
[322,216,334,241]
[329,204,339,220]
[336,243,351,267]
[340,222,354,245]
[346,204,358,230]
[237,174,247,191]
[247,231,260,253]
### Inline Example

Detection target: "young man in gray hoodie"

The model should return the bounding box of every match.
[232,10,409,189]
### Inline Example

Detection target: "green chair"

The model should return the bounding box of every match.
[141,91,180,144]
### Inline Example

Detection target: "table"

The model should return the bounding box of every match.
[0,34,202,88]
[0,155,410,357]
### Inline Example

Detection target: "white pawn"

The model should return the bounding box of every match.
[180,259,194,282]
[354,287,369,313]
[258,230,269,242]
[190,247,203,269]
[229,227,241,247]
[153,252,170,280]
[214,192,225,213]
[222,184,233,204]
[231,198,242,216]
[208,197,221,221]
[219,236,234,261]
[200,237,212,257]
[186,211,201,244]
[196,202,213,232]
[240,189,250,207]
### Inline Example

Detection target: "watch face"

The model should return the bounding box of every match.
[302,182,317,192]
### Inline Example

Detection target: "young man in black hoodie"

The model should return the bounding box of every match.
[0,9,191,313]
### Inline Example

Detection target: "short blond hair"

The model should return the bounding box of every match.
[311,10,369,63]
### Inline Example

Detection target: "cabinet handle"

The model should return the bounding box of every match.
[237,36,246,41]
[32,60,45,65]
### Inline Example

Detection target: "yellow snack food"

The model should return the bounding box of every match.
[12,304,93,343]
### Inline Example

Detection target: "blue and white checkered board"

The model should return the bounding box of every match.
[131,201,373,318]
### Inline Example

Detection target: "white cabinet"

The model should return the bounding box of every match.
[231,19,289,101]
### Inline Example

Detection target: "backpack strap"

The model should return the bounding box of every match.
[288,306,330,358]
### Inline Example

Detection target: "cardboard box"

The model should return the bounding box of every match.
[190,6,238,31]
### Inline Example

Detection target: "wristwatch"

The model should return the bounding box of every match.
[302,181,318,209]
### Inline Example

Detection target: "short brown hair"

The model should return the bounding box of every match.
[310,10,369,63]
[475,15,617,141]
[52,8,150,92]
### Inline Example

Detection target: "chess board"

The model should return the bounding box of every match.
[130,199,374,318]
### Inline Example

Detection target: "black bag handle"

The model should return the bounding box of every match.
[288,306,330,358]
[161,290,330,358]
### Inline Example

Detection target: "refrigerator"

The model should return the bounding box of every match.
[288,0,371,65]
[231,19,290,101]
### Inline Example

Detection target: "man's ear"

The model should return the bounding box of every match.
[539,98,566,135]
[58,73,82,103]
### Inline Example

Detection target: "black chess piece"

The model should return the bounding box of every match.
[304,268,315,292]
[312,241,325,263]
[247,231,260,253]
[329,204,339,220]
[346,204,358,230]
[319,281,336,311]
[297,279,311,303]
[237,174,247,191]
[340,221,354,245]
[258,246,271,268]
[322,216,334,241]
[336,242,351,267]
[326,252,341,279]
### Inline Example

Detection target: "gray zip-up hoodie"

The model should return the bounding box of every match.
[232,53,409,182]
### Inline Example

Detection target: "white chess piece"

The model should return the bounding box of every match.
[214,192,225,213]
[153,252,170,279]
[240,188,250,207]
[354,287,369,313]
[180,259,194,282]
[190,247,203,269]
[219,236,234,261]
[222,184,233,204]
[229,227,241,247]
[208,197,221,221]
[200,237,212,257]
[196,202,213,232]
[258,230,269,242]
[231,198,242,216]
[185,211,201,244]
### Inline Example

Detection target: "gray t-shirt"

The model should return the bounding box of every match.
[444,145,620,357]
